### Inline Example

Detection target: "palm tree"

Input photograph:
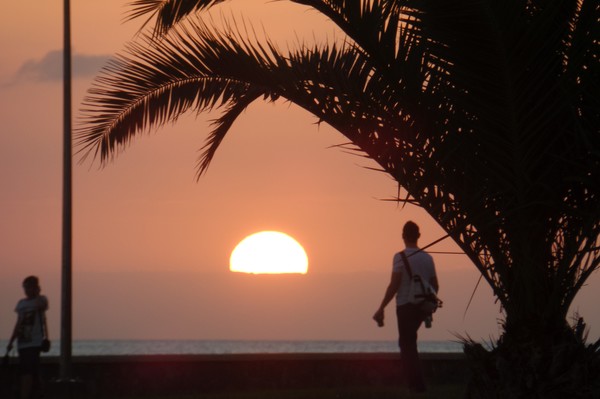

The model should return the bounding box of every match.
[77,1,600,396]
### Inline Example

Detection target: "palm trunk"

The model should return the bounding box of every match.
[464,310,600,398]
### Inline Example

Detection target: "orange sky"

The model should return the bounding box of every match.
[1,1,598,343]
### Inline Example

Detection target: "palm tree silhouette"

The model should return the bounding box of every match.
[77,1,600,396]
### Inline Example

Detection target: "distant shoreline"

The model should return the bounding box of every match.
[0,339,464,356]
[38,351,465,361]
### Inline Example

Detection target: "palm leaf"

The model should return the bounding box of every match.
[126,0,225,36]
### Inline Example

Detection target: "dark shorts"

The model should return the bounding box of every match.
[18,346,41,376]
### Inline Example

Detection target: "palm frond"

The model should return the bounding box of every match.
[196,90,261,176]
[76,19,282,165]
[126,0,225,36]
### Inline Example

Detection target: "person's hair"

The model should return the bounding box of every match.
[22,275,40,287]
[402,221,420,242]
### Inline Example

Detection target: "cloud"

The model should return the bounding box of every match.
[7,50,110,85]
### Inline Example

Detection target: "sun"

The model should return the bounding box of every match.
[230,231,309,274]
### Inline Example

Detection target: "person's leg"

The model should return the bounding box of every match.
[396,304,426,392]
[20,374,33,399]
[18,347,41,399]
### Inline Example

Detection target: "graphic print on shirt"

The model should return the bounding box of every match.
[18,309,38,344]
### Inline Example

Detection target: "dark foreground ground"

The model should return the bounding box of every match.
[1,353,468,398]
[113,384,466,399]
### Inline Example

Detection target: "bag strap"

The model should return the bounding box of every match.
[401,250,432,299]
[400,251,413,278]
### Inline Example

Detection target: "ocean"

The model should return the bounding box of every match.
[1,340,463,356]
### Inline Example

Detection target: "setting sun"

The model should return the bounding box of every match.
[230,231,309,274]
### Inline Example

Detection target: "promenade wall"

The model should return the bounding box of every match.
[1,353,468,398]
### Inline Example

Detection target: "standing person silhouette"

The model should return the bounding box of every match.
[6,276,49,399]
[373,221,439,393]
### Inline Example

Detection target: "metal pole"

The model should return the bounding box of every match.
[60,0,73,381]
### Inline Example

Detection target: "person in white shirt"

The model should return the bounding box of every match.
[7,276,49,399]
[373,221,439,393]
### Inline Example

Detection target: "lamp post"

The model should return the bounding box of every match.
[60,0,73,381]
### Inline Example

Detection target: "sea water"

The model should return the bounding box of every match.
[0,340,462,356]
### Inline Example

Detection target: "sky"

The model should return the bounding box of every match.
[1,1,598,344]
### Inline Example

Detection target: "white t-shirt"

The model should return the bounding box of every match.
[14,295,48,349]
[393,248,437,306]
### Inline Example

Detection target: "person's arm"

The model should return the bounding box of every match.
[36,296,49,339]
[373,271,401,327]
[42,313,49,340]
[430,276,439,293]
[428,257,439,293]
[7,315,22,352]
[37,295,48,311]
